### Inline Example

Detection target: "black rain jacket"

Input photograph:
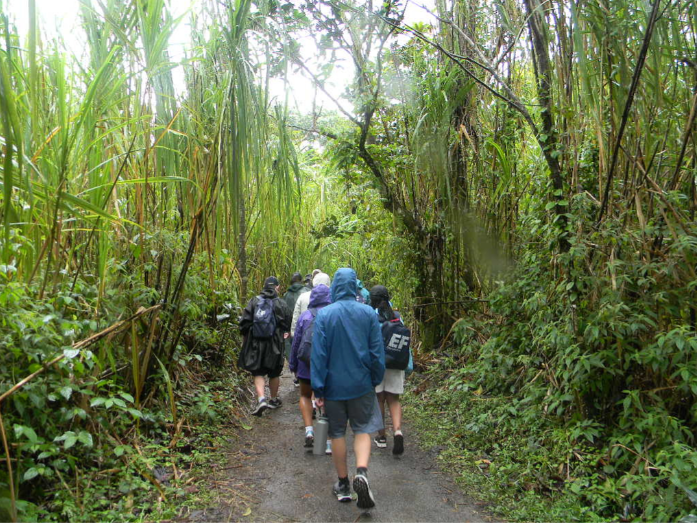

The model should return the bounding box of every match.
[238,284,292,373]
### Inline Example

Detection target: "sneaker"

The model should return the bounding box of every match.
[353,473,375,509]
[304,433,314,448]
[325,441,332,455]
[374,435,387,448]
[333,479,352,502]
[393,434,404,455]
[293,378,300,388]
[252,398,269,417]
[268,397,282,409]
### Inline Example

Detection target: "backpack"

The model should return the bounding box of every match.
[381,315,411,370]
[297,308,318,365]
[252,295,277,339]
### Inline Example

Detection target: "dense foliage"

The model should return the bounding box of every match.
[1,0,697,520]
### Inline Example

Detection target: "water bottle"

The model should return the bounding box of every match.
[313,411,329,455]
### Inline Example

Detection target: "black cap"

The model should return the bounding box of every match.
[264,276,280,287]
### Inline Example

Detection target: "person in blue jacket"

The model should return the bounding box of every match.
[311,268,385,509]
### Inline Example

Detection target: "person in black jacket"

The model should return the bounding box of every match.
[238,276,292,416]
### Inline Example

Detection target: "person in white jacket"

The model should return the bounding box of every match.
[291,271,330,336]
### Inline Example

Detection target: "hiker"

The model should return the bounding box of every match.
[311,268,385,509]
[303,273,313,289]
[238,276,292,416]
[291,271,330,337]
[370,285,409,455]
[284,272,311,384]
[356,279,371,304]
[289,281,332,451]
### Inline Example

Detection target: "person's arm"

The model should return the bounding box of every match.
[278,298,292,332]
[291,295,303,336]
[368,314,386,387]
[238,297,255,335]
[310,313,329,399]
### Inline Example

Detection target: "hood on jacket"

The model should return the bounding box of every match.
[309,284,331,308]
[287,282,306,293]
[357,279,365,290]
[313,272,331,287]
[331,268,358,302]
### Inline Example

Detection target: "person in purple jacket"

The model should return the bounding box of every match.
[289,282,332,449]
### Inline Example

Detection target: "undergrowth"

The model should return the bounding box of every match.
[406,203,697,522]
[0,230,247,521]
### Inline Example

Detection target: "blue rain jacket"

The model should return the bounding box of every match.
[311,268,385,400]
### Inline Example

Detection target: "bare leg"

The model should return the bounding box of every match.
[299,382,313,427]
[386,393,402,433]
[354,433,371,469]
[254,376,266,399]
[376,391,386,437]
[331,437,348,478]
[269,376,280,398]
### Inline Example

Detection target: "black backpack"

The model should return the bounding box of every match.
[381,315,411,370]
[252,295,277,339]
[297,308,318,365]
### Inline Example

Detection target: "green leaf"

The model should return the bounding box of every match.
[59,386,73,401]
[64,434,78,450]
[63,348,80,359]
[119,392,134,403]
[90,397,106,407]
[23,468,39,481]
[77,431,93,447]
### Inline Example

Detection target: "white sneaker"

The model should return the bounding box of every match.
[325,441,332,455]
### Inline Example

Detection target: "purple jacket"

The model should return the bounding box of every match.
[289,284,331,380]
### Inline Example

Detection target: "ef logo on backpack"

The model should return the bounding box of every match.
[382,318,411,370]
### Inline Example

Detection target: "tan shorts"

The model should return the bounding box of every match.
[375,369,405,395]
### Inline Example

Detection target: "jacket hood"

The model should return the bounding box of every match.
[261,284,278,298]
[313,272,331,287]
[357,279,365,290]
[309,284,331,307]
[331,268,357,302]
[287,282,306,293]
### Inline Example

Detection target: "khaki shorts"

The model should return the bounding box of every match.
[375,369,405,395]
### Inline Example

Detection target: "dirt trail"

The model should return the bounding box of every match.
[186,371,494,522]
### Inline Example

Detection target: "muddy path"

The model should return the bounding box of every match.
[182,371,495,522]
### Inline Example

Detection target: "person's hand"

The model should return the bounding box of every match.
[283,332,290,339]
[315,397,325,408]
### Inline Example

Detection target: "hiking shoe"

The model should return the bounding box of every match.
[353,473,375,509]
[325,441,332,455]
[304,433,314,448]
[252,399,269,416]
[393,434,404,455]
[374,435,387,448]
[268,397,282,409]
[333,479,352,502]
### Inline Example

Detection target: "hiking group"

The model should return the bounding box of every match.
[237,267,412,510]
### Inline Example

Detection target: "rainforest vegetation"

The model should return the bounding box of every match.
[1,0,697,520]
